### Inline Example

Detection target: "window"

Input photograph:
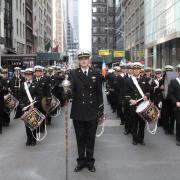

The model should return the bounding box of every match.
[17,19,19,35]
[23,24,25,38]
[16,0,18,10]
[20,0,22,13]
[23,3,25,16]
[20,21,22,37]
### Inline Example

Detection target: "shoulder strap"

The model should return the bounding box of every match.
[24,82,33,103]
[131,76,144,98]
[176,78,180,86]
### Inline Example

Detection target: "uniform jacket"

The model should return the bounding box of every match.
[124,76,151,104]
[69,68,103,121]
[168,78,180,111]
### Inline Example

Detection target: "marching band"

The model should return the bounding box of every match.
[0,49,180,173]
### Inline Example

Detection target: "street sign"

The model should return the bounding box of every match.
[113,51,125,57]
[98,50,110,56]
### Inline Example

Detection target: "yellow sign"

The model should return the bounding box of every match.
[134,51,145,57]
[113,51,125,58]
[98,50,110,56]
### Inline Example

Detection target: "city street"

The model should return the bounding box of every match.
[0,94,180,180]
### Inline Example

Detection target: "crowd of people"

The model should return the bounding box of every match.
[106,62,180,146]
[0,65,66,145]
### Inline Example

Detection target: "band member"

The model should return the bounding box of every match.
[20,68,37,146]
[168,65,180,146]
[10,67,25,119]
[1,69,11,127]
[123,63,133,135]
[162,65,175,134]
[69,50,104,172]
[0,68,6,134]
[153,69,164,126]
[125,62,151,145]
[33,66,52,132]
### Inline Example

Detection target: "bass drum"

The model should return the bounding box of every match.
[164,71,178,98]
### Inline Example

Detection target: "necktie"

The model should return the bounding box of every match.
[27,82,31,88]
[84,71,87,76]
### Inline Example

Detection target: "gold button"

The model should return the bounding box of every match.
[90,101,93,104]
[82,101,85,104]
[82,94,84,96]
[90,93,92,96]
[90,86,92,89]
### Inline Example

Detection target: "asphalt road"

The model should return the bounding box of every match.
[0,97,180,180]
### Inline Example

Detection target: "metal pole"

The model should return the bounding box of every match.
[64,99,69,180]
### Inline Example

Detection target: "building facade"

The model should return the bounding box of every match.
[53,0,64,52]
[12,0,26,54]
[115,0,124,50]
[26,0,33,53]
[4,0,14,54]
[92,0,116,58]
[122,0,145,61]
[144,0,180,68]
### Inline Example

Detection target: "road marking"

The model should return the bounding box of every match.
[104,120,120,127]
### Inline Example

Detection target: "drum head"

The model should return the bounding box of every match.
[136,101,150,113]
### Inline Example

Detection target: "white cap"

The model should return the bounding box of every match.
[25,68,34,74]
[119,63,127,68]
[108,69,115,73]
[34,65,44,71]
[144,67,152,71]
[77,49,91,59]
[132,62,142,68]
[154,68,162,73]
[165,65,174,71]
[14,67,21,70]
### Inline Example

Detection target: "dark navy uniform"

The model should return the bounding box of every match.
[69,67,103,168]
[20,80,37,145]
[168,77,180,144]
[125,76,151,144]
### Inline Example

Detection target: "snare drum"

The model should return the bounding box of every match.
[136,101,159,123]
[4,94,19,110]
[21,107,45,130]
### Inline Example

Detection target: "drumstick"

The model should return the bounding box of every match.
[22,100,36,111]
[130,97,143,106]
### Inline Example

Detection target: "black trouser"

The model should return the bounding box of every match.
[73,120,98,167]
[163,99,175,133]
[175,111,180,141]
[25,125,36,143]
[117,102,125,124]
[124,100,132,133]
[3,108,10,126]
[131,109,145,143]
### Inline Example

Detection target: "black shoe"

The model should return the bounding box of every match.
[139,141,145,145]
[88,165,96,172]
[165,131,169,135]
[74,165,84,172]
[124,131,129,135]
[176,141,180,146]
[26,142,31,146]
[31,141,36,146]
[169,131,174,135]
[132,141,137,145]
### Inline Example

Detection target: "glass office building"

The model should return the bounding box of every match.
[145,0,180,67]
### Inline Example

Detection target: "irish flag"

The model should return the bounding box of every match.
[102,60,107,77]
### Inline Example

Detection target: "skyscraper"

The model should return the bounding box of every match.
[144,0,180,67]
[92,0,116,58]
[122,0,145,61]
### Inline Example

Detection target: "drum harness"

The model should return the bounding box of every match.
[131,76,159,134]
[24,82,47,141]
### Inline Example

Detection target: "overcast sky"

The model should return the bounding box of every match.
[79,0,91,51]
